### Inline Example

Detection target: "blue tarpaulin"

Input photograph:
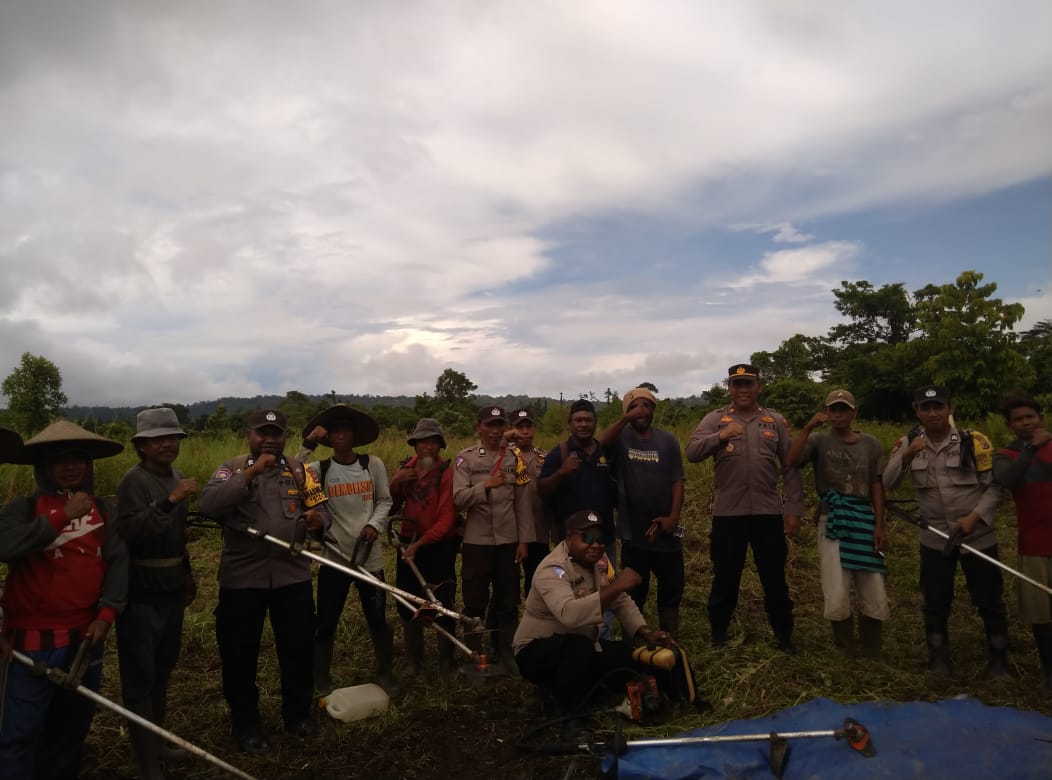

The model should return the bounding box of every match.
[607,697,1052,779]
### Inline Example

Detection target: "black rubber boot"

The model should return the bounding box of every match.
[986,633,1010,680]
[313,637,336,696]
[497,619,520,677]
[858,616,883,662]
[372,627,401,697]
[127,701,165,780]
[926,632,951,675]
[438,636,456,676]
[151,686,190,767]
[658,607,680,640]
[402,619,425,677]
[1032,623,1052,693]
[831,618,855,657]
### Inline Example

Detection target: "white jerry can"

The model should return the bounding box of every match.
[323,683,390,722]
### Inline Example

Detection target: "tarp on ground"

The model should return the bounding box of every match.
[607,696,1052,780]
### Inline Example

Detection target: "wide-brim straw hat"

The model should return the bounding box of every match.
[302,404,379,448]
[0,426,24,462]
[15,420,124,464]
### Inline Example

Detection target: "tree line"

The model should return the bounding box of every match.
[2,270,1048,438]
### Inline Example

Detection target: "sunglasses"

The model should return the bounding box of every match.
[577,530,606,546]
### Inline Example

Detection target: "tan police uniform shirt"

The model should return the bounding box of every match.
[453,443,535,546]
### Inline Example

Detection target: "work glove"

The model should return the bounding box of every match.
[942,528,964,557]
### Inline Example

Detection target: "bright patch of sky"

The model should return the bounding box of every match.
[0,0,1049,406]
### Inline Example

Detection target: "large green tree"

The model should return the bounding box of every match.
[905,270,1033,419]
[1019,320,1052,403]
[2,353,68,434]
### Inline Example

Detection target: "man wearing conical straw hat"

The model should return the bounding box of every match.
[0,420,128,778]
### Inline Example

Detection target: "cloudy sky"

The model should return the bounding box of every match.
[1,1,1049,407]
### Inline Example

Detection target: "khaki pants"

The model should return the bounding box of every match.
[818,516,890,622]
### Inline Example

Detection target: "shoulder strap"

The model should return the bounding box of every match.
[359,453,369,471]
[320,457,332,485]
[560,440,569,463]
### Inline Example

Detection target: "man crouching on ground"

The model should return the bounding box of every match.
[513,509,669,717]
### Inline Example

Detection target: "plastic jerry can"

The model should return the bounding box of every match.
[323,683,389,722]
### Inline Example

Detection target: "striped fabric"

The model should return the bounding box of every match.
[822,489,885,573]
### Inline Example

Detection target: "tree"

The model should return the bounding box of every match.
[906,270,1033,420]
[751,334,821,383]
[434,369,477,407]
[1019,320,1052,403]
[2,353,68,434]
[638,381,659,393]
[828,280,914,346]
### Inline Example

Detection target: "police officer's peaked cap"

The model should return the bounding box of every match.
[566,509,603,533]
[302,404,379,447]
[509,407,534,424]
[727,364,759,381]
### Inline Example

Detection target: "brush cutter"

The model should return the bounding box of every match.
[885,502,1052,596]
[386,515,446,607]
[9,648,260,780]
[549,716,875,779]
[321,538,478,662]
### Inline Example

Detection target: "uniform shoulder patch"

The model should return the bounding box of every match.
[972,431,994,471]
[552,565,566,579]
[455,455,465,468]
[213,467,233,481]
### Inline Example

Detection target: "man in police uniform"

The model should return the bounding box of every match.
[685,364,804,652]
[453,406,534,673]
[507,407,551,596]
[883,384,1006,677]
[198,409,330,754]
[513,509,669,714]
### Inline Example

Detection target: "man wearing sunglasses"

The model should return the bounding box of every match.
[512,510,669,716]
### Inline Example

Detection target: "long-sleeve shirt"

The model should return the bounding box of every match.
[883,427,1002,551]
[993,438,1052,556]
[685,405,805,516]
[0,493,127,648]
[512,541,645,654]
[389,455,457,546]
[453,443,534,546]
[198,454,331,589]
[115,463,191,602]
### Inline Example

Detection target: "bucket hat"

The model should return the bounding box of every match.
[133,407,187,440]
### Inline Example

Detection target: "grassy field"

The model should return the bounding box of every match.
[1,418,1049,779]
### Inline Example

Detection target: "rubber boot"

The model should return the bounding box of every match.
[313,637,336,696]
[371,627,401,697]
[402,619,425,677]
[858,616,883,662]
[126,701,165,780]
[497,619,520,677]
[831,618,855,657]
[926,632,951,675]
[658,607,680,640]
[1032,623,1052,693]
[151,685,189,767]
[986,633,1010,680]
[437,635,456,676]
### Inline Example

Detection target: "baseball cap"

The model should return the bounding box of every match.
[476,406,508,423]
[248,408,287,431]
[913,385,951,405]
[565,509,603,533]
[823,389,856,409]
[509,407,534,424]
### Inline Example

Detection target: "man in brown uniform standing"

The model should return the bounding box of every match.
[686,364,804,652]
[453,406,534,673]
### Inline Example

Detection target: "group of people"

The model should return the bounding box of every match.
[0,362,1049,779]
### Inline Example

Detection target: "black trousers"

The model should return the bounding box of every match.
[522,542,551,597]
[395,537,458,636]
[516,633,635,710]
[919,544,1007,636]
[316,563,389,641]
[214,582,315,731]
[116,600,185,719]
[620,543,685,612]
[708,514,793,637]
[460,543,521,626]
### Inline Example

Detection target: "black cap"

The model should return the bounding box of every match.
[565,509,602,533]
[914,385,951,405]
[248,408,287,431]
[476,406,508,423]
[568,399,596,417]
[509,407,534,424]
[727,364,759,381]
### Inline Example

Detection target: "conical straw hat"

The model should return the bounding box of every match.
[15,419,123,464]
